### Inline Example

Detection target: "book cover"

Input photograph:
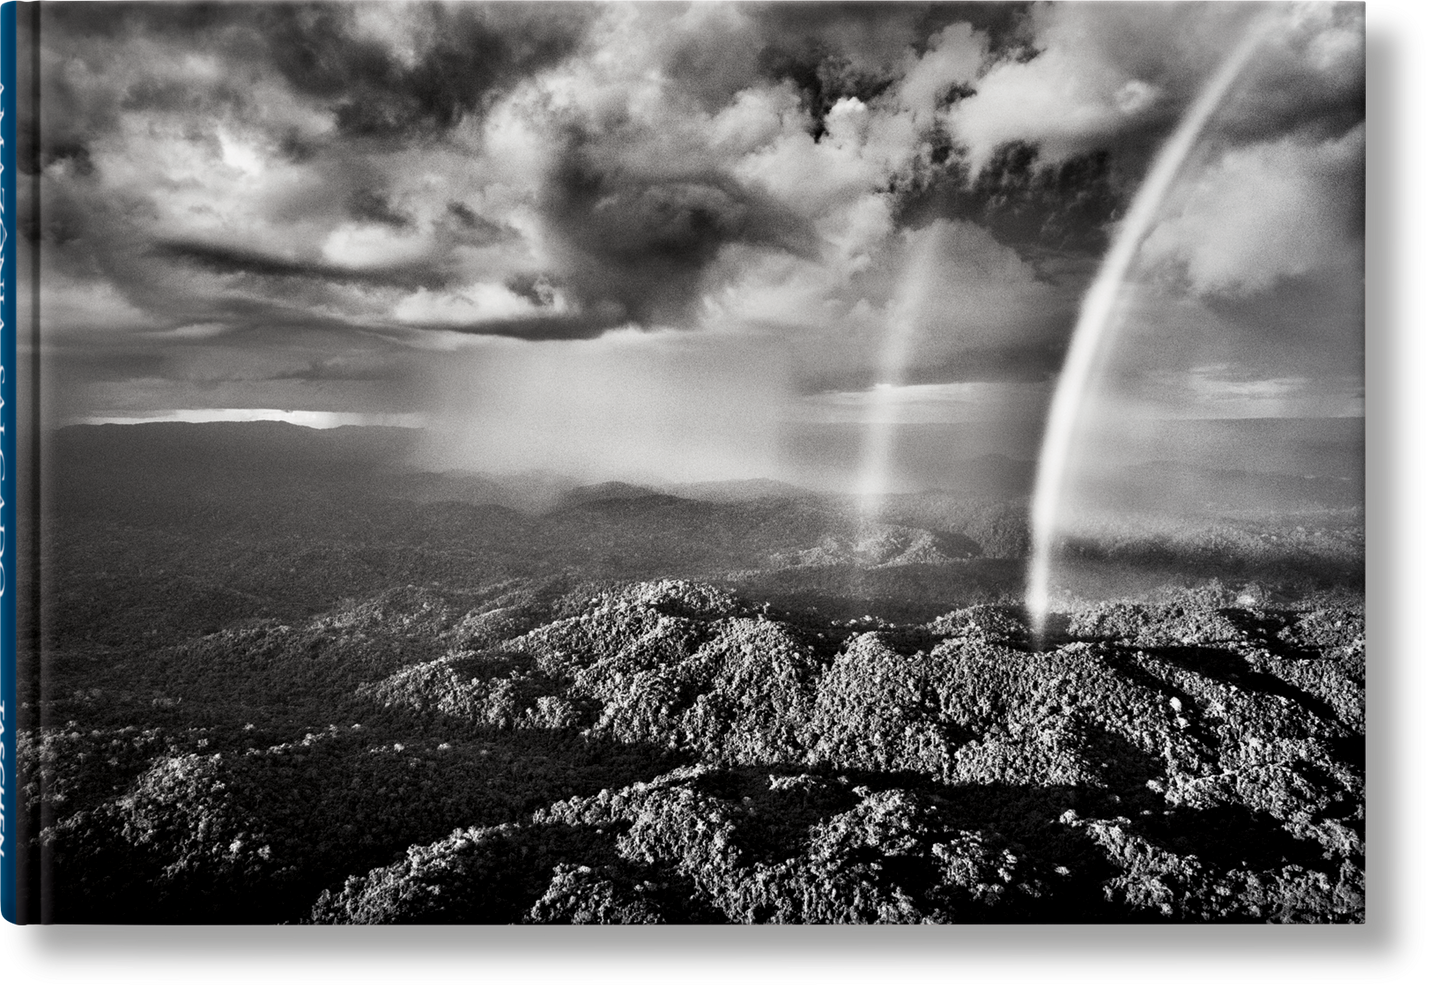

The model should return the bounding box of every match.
[2,1,1364,925]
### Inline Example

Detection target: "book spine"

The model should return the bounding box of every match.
[0,0,15,927]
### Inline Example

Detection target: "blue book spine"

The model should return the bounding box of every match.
[0,0,16,927]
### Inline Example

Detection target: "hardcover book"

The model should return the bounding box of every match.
[0,0,1365,924]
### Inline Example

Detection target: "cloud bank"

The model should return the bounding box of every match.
[31,1,1364,486]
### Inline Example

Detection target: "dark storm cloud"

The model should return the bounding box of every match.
[446,202,514,244]
[118,74,252,117]
[750,0,1028,50]
[761,51,897,142]
[918,4,1364,267]
[152,240,451,290]
[1213,6,1366,149]
[23,5,249,178]
[23,137,95,179]
[750,2,1029,137]
[260,3,590,143]
[195,298,416,343]
[31,2,629,363]
[654,2,1026,117]
[503,274,557,309]
[57,350,178,383]
[45,1,597,144]
[536,135,820,330]
[44,1,240,38]
[268,357,403,383]
[406,310,630,343]
[69,349,407,390]
[39,1,595,154]
[627,4,1111,276]
[18,29,113,180]
[894,140,1122,259]
[348,190,412,228]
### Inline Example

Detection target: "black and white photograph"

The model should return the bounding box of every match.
[11,0,1366,925]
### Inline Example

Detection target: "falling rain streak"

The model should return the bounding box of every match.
[856,223,946,520]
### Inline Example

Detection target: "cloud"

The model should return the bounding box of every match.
[45,1,596,144]
[34,272,162,340]
[444,201,515,243]
[393,278,630,342]
[1139,124,1364,296]
[267,356,402,384]
[348,189,412,228]
[393,281,560,327]
[533,129,821,330]
[152,239,450,290]
[1215,3,1366,144]
[895,22,991,115]
[679,220,1074,414]
[941,2,1363,172]
[28,0,1364,467]
[893,142,1122,258]
[320,223,436,270]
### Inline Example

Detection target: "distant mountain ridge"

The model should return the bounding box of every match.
[668,478,822,504]
[48,421,1362,600]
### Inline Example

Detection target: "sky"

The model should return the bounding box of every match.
[27,1,1365,489]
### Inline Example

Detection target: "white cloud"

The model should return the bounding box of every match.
[730,80,925,226]
[217,130,264,176]
[707,84,799,156]
[940,2,1212,169]
[322,223,435,269]
[939,2,1359,172]
[896,22,989,116]
[1139,124,1363,296]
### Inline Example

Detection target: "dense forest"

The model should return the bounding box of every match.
[15,423,1364,923]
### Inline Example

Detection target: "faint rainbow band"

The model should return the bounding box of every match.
[1025,13,1274,640]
